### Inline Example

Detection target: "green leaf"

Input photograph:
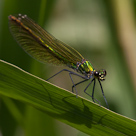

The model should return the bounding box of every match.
[0,59,136,136]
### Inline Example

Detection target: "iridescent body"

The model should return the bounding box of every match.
[8,14,108,108]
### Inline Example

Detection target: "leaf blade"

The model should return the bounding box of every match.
[0,59,136,136]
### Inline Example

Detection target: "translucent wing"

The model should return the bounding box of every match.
[8,14,84,66]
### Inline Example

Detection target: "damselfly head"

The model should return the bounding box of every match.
[94,69,106,81]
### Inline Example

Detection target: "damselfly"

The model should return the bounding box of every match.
[8,14,108,108]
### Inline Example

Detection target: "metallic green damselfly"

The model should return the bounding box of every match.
[8,14,108,108]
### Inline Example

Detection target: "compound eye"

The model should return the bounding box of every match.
[99,69,107,80]
[94,71,99,78]
[95,71,99,76]
[101,69,106,76]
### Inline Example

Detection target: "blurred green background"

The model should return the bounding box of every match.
[0,0,136,136]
